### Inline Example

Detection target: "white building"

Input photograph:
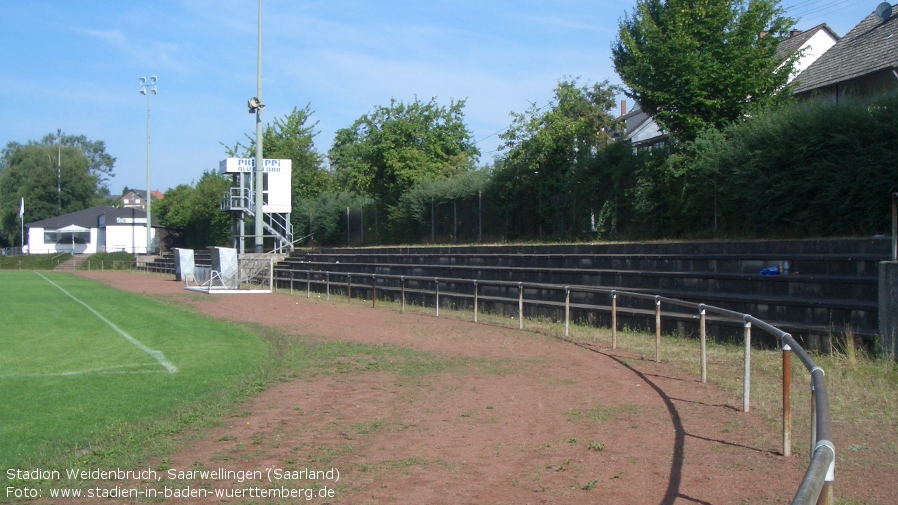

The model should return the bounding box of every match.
[25,206,157,255]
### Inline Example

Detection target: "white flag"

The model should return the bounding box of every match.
[19,197,24,218]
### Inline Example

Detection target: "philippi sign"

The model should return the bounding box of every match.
[219,158,292,213]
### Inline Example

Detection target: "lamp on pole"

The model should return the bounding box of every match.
[139,75,157,255]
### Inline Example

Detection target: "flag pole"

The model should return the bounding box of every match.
[19,197,24,251]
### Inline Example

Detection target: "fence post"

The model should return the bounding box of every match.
[290,271,294,296]
[473,280,479,323]
[435,278,440,317]
[372,274,376,308]
[347,274,352,301]
[307,271,311,298]
[87,261,90,271]
[269,257,274,292]
[743,318,752,413]
[564,286,571,337]
[700,305,707,383]
[518,282,524,330]
[326,272,330,301]
[655,296,661,363]
[783,337,793,457]
[401,276,406,313]
[611,291,618,349]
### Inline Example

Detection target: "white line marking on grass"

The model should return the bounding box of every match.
[0,363,167,378]
[34,272,178,374]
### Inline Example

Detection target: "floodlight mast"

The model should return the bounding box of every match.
[139,75,157,255]
[254,0,264,253]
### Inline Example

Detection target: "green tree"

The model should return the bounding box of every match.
[226,105,331,201]
[154,172,232,249]
[1,132,116,187]
[493,80,622,239]
[0,145,100,246]
[612,0,796,142]
[328,97,480,231]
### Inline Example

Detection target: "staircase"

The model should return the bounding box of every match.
[221,187,293,252]
[55,254,92,271]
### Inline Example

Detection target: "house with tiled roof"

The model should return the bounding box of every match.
[776,24,840,83]
[793,3,898,101]
[121,189,164,212]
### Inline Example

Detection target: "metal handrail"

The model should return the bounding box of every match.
[272,267,834,504]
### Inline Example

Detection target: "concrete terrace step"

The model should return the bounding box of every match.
[280,238,887,341]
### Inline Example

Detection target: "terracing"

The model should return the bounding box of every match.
[276,238,888,347]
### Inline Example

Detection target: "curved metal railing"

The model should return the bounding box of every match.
[271,268,834,504]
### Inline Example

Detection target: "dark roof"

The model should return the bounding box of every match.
[25,206,155,229]
[793,5,898,93]
[776,24,839,59]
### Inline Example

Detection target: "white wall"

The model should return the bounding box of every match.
[27,225,155,254]
[789,30,838,83]
[104,225,154,253]
[26,227,99,255]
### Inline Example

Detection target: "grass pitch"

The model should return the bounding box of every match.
[0,271,267,469]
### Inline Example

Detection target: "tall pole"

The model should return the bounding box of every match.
[254,0,264,253]
[139,76,157,255]
[57,128,61,211]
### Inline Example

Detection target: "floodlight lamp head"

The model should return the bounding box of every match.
[139,77,146,83]
[150,75,157,82]
[140,89,146,95]
[248,97,265,113]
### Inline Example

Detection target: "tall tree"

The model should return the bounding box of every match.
[328,97,479,224]
[0,145,99,246]
[612,0,796,142]
[493,80,622,238]
[1,133,116,187]
[226,105,331,200]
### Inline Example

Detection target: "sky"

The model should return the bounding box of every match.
[0,0,885,194]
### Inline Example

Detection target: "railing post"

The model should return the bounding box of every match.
[611,291,618,349]
[435,277,440,317]
[564,286,571,337]
[743,318,752,413]
[473,280,478,323]
[290,270,294,296]
[401,276,406,313]
[307,271,311,298]
[810,381,817,459]
[347,273,352,302]
[372,274,377,308]
[518,282,524,330]
[655,296,661,363]
[783,337,792,457]
[326,272,330,301]
[700,305,707,383]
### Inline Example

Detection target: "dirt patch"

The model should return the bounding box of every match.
[71,271,829,504]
